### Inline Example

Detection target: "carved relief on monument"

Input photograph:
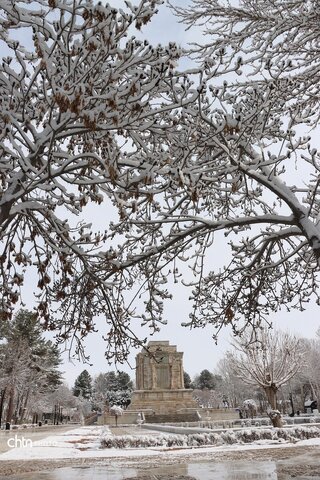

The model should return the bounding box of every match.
[135,341,184,391]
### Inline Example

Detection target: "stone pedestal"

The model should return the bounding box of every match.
[129,389,197,415]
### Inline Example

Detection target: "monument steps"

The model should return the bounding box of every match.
[144,412,200,424]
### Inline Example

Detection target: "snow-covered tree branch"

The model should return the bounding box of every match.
[109,0,320,341]
[0,0,201,361]
[2,0,320,361]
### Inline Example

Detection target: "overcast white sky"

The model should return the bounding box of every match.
[11,0,320,386]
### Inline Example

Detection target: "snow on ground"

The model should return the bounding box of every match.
[0,425,320,461]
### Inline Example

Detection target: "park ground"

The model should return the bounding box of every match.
[0,425,320,478]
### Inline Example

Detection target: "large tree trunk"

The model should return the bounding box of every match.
[13,391,21,424]
[289,393,295,416]
[264,386,278,410]
[20,389,30,423]
[264,385,283,427]
[6,386,15,424]
[301,384,306,412]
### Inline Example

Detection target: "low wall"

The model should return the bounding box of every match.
[98,410,148,426]
[98,407,239,425]
[141,419,320,435]
[199,408,239,421]
[141,423,231,435]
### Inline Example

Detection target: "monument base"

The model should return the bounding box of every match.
[129,388,198,415]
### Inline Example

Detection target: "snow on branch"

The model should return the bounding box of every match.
[0,0,202,362]
[2,0,320,361]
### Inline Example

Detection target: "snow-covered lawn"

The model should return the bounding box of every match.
[0,425,320,461]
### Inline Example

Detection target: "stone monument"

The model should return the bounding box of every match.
[129,341,198,420]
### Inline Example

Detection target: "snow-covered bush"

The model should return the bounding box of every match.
[242,399,257,419]
[100,426,320,449]
[109,405,123,426]
[101,434,185,449]
[220,431,238,445]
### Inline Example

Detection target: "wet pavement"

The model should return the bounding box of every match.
[2,451,320,480]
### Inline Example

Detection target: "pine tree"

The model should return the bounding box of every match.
[184,371,192,389]
[196,370,217,390]
[73,370,92,400]
[92,371,133,410]
[116,371,133,391]
[0,309,63,425]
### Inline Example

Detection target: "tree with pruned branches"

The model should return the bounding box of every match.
[228,329,304,426]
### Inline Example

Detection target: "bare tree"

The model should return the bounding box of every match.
[0,0,201,361]
[193,388,222,409]
[216,355,254,409]
[229,329,304,426]
[302,328,320,409]
[36,384,78,423]
[242,399,257,419]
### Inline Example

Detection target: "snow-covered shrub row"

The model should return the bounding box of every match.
[101,433,186,449]
[10,424,40,430]
[101,426,320,449]
[284,416,320,425]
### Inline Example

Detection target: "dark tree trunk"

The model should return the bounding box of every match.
[0,389,6,428]
[13,391,21,424]
[6,386,15,424]
[289,393,295,416]
[21,389,30,423]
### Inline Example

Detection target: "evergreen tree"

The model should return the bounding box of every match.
[73,370,92,399]
[104,372,118,391]
[184,371,192,389]
[116,371,133,391]
[0,309,63,425]
[195,370,217,390]
[92,370,133,410]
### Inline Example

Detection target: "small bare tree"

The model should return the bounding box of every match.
[242,399,257,420]
[216,356,252,409]
[229,329,304,426]
[303,328,320,410]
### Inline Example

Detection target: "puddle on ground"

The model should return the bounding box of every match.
[2,452,320,480]
[0,460,279,480]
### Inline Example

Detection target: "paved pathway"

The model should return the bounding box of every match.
[0,425,78,454]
